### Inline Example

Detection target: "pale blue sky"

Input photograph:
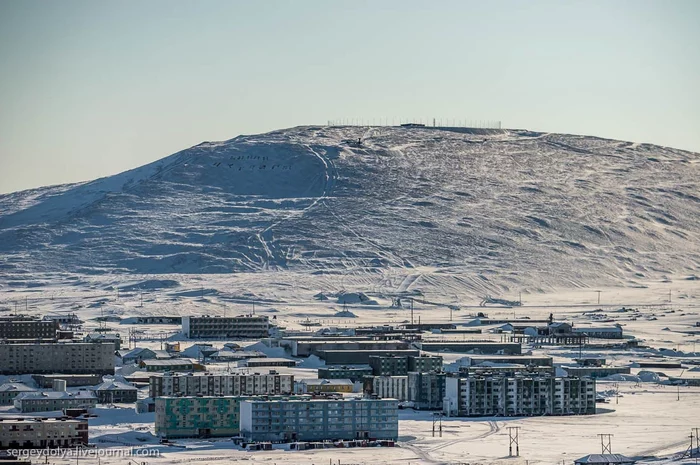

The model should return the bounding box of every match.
[0,0,698,194]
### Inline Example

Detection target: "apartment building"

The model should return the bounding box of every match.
[155,395,305,438]
[0,342,115,375]
[408,372,446,410]
[0,417,88,449]
[181,315,269,339]
[408,355,443,373]
[93,380,138,403]
[443,374,595,417]
[0,382,37,406]
[369,355,409,376]
[13,391,98,413]
[239,397,399,442]
[0,317,59,340]
[370,376,409,401]
[149,372,294,398]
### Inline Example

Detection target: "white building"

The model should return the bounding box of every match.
[372,376,409,401]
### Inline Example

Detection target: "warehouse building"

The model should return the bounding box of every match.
[149,372,294,398]
[443,374,595,417]
[285,339,409,357]
[239,397,399,442]
[13,391,98,413]
[415,342,521,355]
[0,416,88,449]
[0,341,115,375]
[139,359,196,372]
[181,315,270,339]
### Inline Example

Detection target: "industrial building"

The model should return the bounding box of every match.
[93,380,138,403]
[284,339,409,357]
[149,372,294,398]
[317,349,420,365]
[139,359,196,372]
[444,374,595,417]
[244,358,297,368]
[408,372,446,410]
[459,355,554,367]
[317,366,373,382]
[181,315,270,339]
[0,341,115,375]
[13,391,98,413]
[33,374,103,388]
[572,325,624,339]
[562,366,631,378]
[415,342,521,355]
[239,397,399,442]
[0,416,88,449]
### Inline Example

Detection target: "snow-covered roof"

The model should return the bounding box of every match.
[574,454,635,464]
[302,378,353,386]
[93,380,137,391]
[15,390,97,401]
[0,382,36,393]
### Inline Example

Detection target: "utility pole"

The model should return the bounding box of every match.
[507,426,520,457]
[596,291,602,305]
[411,299,414,325]
[432,413,443,437]
[598,434,613,454]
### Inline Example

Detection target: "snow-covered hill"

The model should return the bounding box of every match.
[1,125,699,294]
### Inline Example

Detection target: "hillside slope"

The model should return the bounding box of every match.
[1,125,699,293]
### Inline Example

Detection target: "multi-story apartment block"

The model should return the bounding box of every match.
[0,317,59,340]
[181,315,269,339]
[317,366,373,382]
[370,376,409,401]
[0,417,88,449]
[408,372,446,410]
[239,398,399,442]
[370,355,443,376]
[13,391,98,413]
[0,342,115,375]
[407,355,443,373]
[369,356,409,376]
[0,382,37,406]
[155,395,304,438]
[149,372,294,398]
[443,374,595,417]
